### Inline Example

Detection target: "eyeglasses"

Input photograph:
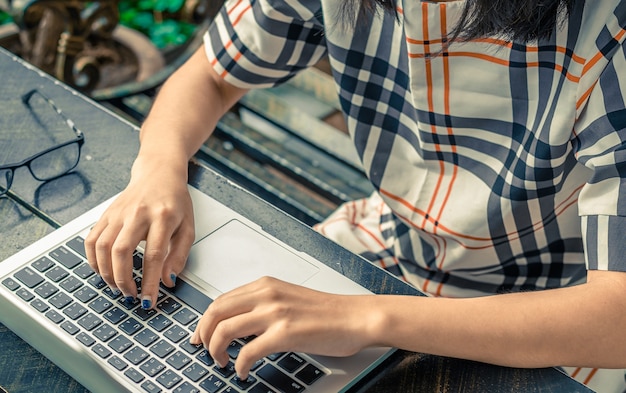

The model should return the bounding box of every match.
[0,89,85,196]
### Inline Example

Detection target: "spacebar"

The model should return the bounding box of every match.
[161,279,213,314]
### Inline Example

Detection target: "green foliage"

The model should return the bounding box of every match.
[118,0,194,48]
[0,10,12,25]
[0,1,195,49]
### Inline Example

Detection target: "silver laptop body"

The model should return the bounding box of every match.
[0,185,394,393]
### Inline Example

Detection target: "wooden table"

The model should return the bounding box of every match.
[0,47,591,393]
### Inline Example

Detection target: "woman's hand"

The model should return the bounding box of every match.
[84,157,195,309]
[189,276,379,379]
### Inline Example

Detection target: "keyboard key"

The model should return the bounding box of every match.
[88,275,107,290]
[256,364,305,393]
[45,309,65,324]
[277,353,306,373]
[161,279,213,314]
[135,328,159,347]
[133,307,157,321]
[49,292,73,309]
[15,288,35,301]
[35,282,59,299]
[76,332,95,347]
[45,266,69,282]
[156,369,183,389]
[150,339,175,358]
[108,335,134,353]
[266,352,285,361]
[60,320,80,335]
[295,363,325,385]
[173,382,200,393]
[74,263,96,279]
[213,361,235,378]
[64,303,88,320]
[172,308,197,326]
[118,317,143,336]
[93,323,118,342]
[14,267,44,288]
[133,253,143,270]
[31,298,50,312]
[124,367,144,383]
[74,286,98,303]
[1,277,20,291]
[103,307,129,325]
[198,374,226,393]
[248,382,276,393]
[119,296,140,310]
[231,375,257,390]
[108,355,128,371]
[59,276,83,293]
[182,362,208,382]
[92,343,112,359]
[141,380,162,392]
[66,236,87,259]
[124,346,150,365]
[89,296,114,314]
[179,339,202,355]
[49,246,82,269]
[140,357,166,377]
[148,314,172,332]
[103,287,123,300]
[166,351,192,370]
[196,350,214,367]
[164,325,189,343]
[77,313,103,331]
[32,256,55,272]
[226,341,242,359]
[158,297,183,314]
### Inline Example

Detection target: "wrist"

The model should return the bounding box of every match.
[130,151,189,185]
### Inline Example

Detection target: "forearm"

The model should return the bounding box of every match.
[368,270,626,369]
[135,46,248,177]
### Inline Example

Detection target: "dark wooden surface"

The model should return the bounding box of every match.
[0,47,592,393]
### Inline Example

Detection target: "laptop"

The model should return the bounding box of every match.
[0,184,394,393]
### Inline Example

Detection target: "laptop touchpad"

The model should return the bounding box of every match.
[184,219,319,294]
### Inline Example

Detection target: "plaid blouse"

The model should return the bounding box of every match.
[204,0,626,298]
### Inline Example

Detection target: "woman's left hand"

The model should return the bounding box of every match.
[189,276,378,379]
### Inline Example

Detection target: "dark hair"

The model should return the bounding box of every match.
[341,0,576,43]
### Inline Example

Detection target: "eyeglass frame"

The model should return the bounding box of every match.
[0,89,85,196]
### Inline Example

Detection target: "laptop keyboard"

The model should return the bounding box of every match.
[2,235,327,393]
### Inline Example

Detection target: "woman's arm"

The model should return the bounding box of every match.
[191,270,626,379]
[85,46,249,308]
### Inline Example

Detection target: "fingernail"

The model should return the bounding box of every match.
[170,273,177,285]
[124,296,135,304]
[110,287,122,296]
[141,296,152,310]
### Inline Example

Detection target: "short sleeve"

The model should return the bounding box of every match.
[203,0,327,89]
[574,27,626,271]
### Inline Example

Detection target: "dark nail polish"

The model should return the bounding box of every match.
[142,298,152,309]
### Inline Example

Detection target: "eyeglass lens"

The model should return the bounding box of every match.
[29,142,81,181]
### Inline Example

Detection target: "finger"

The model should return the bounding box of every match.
[189,288,259,345]
[84,218,108,275]
[140,223,176,309]
[110,221,148,299]
[234,331,281,379]
[91,223,123,290]
[207,312,265,372]
[160,222,195,287]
